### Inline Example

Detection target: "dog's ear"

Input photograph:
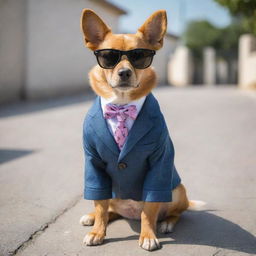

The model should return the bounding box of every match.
[81,9,111,50]
[138,10,167,50]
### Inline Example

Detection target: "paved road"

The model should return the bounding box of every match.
[0,86,256,256]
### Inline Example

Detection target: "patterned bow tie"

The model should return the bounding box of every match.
[104,104,137,150]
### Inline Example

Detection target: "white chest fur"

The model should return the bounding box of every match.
[114,200,144,219]
[113,199,170,220]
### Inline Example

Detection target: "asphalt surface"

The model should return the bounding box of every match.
[0,86,256,256]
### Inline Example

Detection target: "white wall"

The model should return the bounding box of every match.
[203,47,216,85]
[153,35,178,85]
[25,0,121,99]
[0,0,26,103]
[0,0,177,102]
[216,59,228,84]
[239,34,256,89]
[167,45,194,86]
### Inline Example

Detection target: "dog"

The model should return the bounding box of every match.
[79,9,202,251]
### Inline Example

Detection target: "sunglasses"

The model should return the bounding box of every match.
[94,48,156,69]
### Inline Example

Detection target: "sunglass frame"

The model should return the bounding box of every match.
[94,48,156,69]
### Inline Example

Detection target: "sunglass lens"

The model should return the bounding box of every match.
[128,49,154,69]
[96,50,120,68]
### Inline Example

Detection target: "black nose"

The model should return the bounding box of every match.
[118,68,132,81]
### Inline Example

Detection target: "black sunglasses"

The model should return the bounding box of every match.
[94,48,156,69]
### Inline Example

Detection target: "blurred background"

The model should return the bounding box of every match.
[0,0,256,104]
[0,1,256,256]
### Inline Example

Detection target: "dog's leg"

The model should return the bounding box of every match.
[83,200,109,246]
[108,211,122,222]
[80,211,121,226]
[159,184,189,233]
[139,202,161,251]
[158,213,180,233]
[80,212,95,226]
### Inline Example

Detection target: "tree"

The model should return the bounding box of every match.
[183,19,247,60]
[217,18,249,58]
[215,0,256,35]
[183,20,221,59]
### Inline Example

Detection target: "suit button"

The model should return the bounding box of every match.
[118,162,127,170]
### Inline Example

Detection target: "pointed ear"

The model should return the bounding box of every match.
[138,10,167,50]
[80,9,111,50]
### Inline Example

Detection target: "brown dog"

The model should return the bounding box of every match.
[80,9,202,251]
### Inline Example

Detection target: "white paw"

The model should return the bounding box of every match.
[80,215,94,226]
[158,221,174,233]
[83,233,104,246]
[139,238,161,251]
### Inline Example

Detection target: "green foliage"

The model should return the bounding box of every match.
[184,0,256,60]
[184,20,221,58]
[215,0,256,16]
[218,19,249,57]
[215,0,256,35]
[183,18,247,60]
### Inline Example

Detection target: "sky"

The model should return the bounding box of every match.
[108,0,232,36]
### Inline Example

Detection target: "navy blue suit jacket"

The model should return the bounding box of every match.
[83,93,181,202]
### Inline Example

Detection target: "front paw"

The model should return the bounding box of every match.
[139,234,161,251]
[83,232,105,246]
[80,214,94,226]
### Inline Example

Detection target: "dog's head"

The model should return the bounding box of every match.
[81,9,167,102]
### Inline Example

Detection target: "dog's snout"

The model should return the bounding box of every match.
[118,68,132,81]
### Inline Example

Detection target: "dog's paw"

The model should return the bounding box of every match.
[83,232,105,246]
[158,220,174,233]
[80,214,94,226]
[139,235,161,251]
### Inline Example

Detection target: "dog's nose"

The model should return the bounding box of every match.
[118,68,132,81]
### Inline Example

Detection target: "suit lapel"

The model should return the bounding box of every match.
[89,97,120,156]
[118,94,154,161]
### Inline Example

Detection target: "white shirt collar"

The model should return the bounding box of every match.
[100,96,147,137]
[101,96,146,115]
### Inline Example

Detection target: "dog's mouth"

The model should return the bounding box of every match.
[111,82,140,90]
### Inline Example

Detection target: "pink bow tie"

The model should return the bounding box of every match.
[104,104,137,150]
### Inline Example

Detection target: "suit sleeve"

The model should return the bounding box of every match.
[83,121,112,200]
[142,131,181,202]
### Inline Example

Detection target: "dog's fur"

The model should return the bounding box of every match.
[80,9,193,251]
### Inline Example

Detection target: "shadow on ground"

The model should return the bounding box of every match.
[0,91,95,118]
[0,86,172,118]
[105,211,256,254]
[0,149,36,164]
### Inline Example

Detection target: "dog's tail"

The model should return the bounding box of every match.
[187,200,206,211]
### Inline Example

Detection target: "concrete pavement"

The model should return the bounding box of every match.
[0,86,256,256]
